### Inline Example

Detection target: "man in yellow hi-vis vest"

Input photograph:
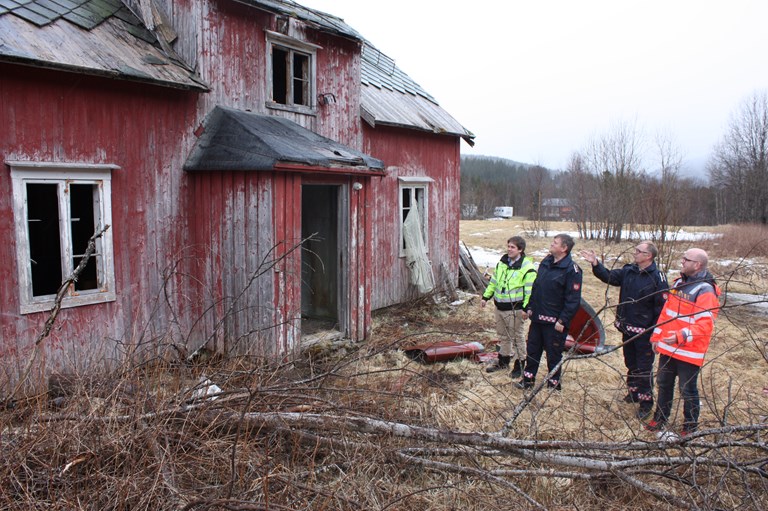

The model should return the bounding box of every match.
[481,236,537,378]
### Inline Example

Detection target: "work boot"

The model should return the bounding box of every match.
[644,419,665,432]
[486,355,511,373]
[516,370,535,389]
[636,402,654,419]
[509,359,523,379]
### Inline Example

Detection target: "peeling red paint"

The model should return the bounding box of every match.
[0,1,464,380]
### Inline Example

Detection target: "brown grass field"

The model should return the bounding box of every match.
[0,218,766,510]
[359,219,768,509]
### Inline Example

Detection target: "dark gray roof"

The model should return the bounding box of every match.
[360,43,474,145]
[184,105,385,173]
[0,0,207,90]
[234,0,364,41]
[1,0,130,30]
[542,198,570,206]
[1,0,474,143]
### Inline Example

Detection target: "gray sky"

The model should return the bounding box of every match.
[298,0,768,177]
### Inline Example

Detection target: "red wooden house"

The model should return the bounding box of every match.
[0,0,473,381]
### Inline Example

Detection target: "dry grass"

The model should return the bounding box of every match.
[0,219,766,510]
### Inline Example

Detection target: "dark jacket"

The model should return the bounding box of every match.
[592,261,668,330]
[525,252,582,328]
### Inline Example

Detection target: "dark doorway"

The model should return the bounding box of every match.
[301,185,342,335]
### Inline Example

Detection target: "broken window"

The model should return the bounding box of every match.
[10,163,117,314]
[398,177,432,256]
[267,33,317,111]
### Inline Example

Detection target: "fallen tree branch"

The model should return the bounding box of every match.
[396,452,546,510]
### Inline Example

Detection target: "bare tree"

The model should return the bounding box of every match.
[525,165,551,235]
[641,130,685,270]
[563,151,598,239]
[584,119,646,242]
[709,90,768,224]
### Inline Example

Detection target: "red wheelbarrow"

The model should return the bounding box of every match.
[564,299,606,354]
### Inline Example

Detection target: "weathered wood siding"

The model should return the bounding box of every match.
[168,0,364,143]
[1,0,377,380]
[363,125,461,310]
[0,65,202,379]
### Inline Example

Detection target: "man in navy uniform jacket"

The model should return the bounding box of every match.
[580,242,668,419]
[518,233,582,391]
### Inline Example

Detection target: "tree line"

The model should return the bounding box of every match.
[461,89,768,233]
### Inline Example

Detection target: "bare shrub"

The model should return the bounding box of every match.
[1,288,766,510]
[701,223,768,258]
[2,224,767,510]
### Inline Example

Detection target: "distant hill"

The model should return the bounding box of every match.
[460,155,558,218]
[461,154,534,170]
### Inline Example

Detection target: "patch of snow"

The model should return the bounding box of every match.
[466,247,502,268]
[469,228,507,236]
[724,292,768,312]
[516,229,719,242]
[715,258,759,267]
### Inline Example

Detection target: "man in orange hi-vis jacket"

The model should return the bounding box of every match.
[644,248,721,437]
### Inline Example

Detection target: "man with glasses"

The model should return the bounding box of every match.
[645,248,720,437]
[579,242,668,419]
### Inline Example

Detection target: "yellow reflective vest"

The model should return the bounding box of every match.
[483,255,537,310]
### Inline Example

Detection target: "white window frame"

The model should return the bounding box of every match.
[265,30,319,114]
[398,176,433,258]
[9,161,118,314]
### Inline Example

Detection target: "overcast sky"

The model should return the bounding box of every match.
[298,0,768,177]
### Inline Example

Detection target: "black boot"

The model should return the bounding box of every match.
[547,379,562,391]
[636,400,654,419]
[509,359,523,379]
[487,355,511,373]
[515,378,534,389]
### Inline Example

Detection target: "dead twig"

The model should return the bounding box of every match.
[8,225,110,403]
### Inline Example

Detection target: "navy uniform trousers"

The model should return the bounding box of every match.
[623,329,655,403]
[523,321,567,386]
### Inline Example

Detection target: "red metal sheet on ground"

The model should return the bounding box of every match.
[402,299,605,363]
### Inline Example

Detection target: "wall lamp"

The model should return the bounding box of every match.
[318,93,337,106]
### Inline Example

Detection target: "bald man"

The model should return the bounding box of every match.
[645,248,721,437]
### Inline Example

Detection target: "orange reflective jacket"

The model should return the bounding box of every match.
[651,272,720,367]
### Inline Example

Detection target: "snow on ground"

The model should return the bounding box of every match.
[468,228,508,236]
[467,247,550,270]
[465,228,720,269]
[464,231,768,315]
[468,247,504,268]
[498,229,720,242]
[724,292,768,313]
[717,258,760,267]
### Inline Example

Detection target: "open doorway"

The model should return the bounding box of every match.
[301,184,345,337]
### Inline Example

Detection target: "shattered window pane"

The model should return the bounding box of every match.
[11,164,116,314]
[271,43,313,108]
[26,183,62,297]
[400,185,428,253]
